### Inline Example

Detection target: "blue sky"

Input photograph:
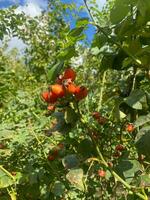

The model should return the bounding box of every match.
[0,0,106,50]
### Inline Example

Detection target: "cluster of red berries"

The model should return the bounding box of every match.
[41,68,88,111]
[92,112,107,125]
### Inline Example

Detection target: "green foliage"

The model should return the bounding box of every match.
[0,0,150,199]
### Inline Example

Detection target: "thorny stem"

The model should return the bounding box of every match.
[0,165,15,181]
[98,70,106,111]
[79,115,147,200]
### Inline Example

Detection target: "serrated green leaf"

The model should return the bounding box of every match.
[110,0,130,24]
[134,114,150,128]
[124,89,145,110]
[135,128,150,161]
[115,159,142,183]
[66,168,84,190]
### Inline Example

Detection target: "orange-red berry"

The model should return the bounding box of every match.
[49,91,58,103]
[126,124,134,133]
[42,91,57,103]
[98,170,106,177]
[63,68,76,81]
[41,91,50,102]
[51,84,65,98]
[75,86,88,101]
[66,83,77,94]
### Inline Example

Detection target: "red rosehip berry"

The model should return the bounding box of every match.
[51,84,65,98]
[92,112,100,119]
[66,83,77,94]
[115,144,125,151]
[48,155,55,161]
[98,170,106,177]
[75,86,88,101]
[63,68,76,81]
[126,124,135,133]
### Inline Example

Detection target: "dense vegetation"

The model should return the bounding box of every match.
[0,0,150,199]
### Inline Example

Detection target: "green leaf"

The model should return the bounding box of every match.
[91,47,100,55]
[115,159,142,183]
[66,168,84,190]
[135,127,150,161]
[92,33,107,49]
[47,62,63,83]
[139,174,150,187]
[58,46,77,60]
[78,139,94,157]
[134,113,150,128]
[76,18,89,27]
[137,0,150,18]
[110,0,130,24]
[52,181,65,197]
[68,27,84,37]
[64,107,78,125]
[124,89,145,110]
[62,154,79,169]
[0,168,14,188]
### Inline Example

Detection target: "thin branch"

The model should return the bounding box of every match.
[83,0,142,67]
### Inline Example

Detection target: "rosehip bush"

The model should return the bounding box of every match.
[0,0,150,200]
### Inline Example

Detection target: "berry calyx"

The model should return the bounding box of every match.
[98,170,106,177]
[63,68,76,81]
[47,105,55,111]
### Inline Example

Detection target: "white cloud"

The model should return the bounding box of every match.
[7,0,48,51]
[15,1,41,17]
[7,36,26,52]
[96,0,106,9]
[15,0,47,17]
